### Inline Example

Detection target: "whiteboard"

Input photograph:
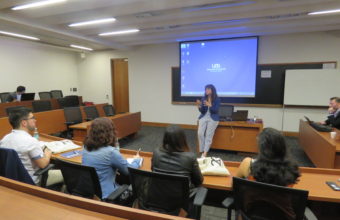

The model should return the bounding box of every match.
[284,69,340,106]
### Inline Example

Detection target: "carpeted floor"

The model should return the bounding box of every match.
[119,126,315,220]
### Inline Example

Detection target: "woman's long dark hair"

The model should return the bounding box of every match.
[250,128,300,186]
[162,125,190,153]
[204,84,218,103]
[84,117,116,151]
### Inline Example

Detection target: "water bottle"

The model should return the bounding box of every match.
[33,127,39,140]
[115,138,120,151]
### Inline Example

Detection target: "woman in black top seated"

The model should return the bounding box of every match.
[152,125,203,189]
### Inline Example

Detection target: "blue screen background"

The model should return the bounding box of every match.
[180,37,258,97]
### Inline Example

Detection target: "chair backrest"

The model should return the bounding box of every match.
[38,92,52,100]
[232,177,309,220]
[84,106,99,120]
[0,92,10,103]
[63,107,83,124]
[32,100,52,113]
[0,148,35,185]
[128,167,189,215]
[50,90,63,99]
[55,159,102,199]
[103,104,115,116]
[5,106,25,116]
[64,95,80,107]
[218,105,234,120]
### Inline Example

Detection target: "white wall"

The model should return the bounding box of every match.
[0,36,79,97]
[77,32,340,132]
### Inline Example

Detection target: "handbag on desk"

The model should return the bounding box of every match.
[197,157,230,176]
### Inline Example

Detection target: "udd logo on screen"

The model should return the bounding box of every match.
[207,63,226,72]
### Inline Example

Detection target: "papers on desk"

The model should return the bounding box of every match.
[127,158,143,167]
[43,140,80,153]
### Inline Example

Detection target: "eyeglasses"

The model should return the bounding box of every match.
[24,116,36,120]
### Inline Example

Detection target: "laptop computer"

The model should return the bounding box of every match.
[219,105,234,121]
[231,110,248,121]
[21,93,35,101]
[304,116,332,132]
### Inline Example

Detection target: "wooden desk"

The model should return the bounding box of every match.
[0,103,110,139]
[0,96,83,118]
[210,121,263,153]
[49,134,340,204]
[70,112,142,142]
[0,176,189,220]
[299,120,340,169]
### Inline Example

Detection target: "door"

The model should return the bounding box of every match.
[111,58,129,113]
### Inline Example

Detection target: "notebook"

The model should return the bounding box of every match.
[127,158,143,167]
[61,150,83,159]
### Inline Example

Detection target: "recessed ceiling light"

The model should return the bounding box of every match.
[70,44,93,51]
[69,18,116,27]
[0,31,40,41]
[308,9,340,15]
[12,0,67,11]
[99,29,140,36]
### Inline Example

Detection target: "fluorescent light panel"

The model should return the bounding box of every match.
[69,18,116,27]
[99,29,140,36]
[12,0,66,10]
[308,9,340,15]
[70,44,93,51]
[0,31,40,41]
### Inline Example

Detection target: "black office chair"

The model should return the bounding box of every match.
[63,107,83,138]
[38,92,52,100]
[222,177,317,220]
[51,90,63,99]
[65,95,80,107]
[128,167,207,219]
[84,106,99,121]
[103,104,115,116]
[5,106,25,116]
[32,100,52,112]
[0,148,53,187]
[55,159,128,203]
[218,105,234,121]
[0,92,10,103]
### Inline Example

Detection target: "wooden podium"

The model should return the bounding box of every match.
[210,121,263,153]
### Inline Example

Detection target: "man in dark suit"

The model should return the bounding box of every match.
[323,97,340,129]
[6,86,26,102]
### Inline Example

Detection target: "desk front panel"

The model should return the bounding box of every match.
[211,121,262,153]
[51,142,340,203]
[299,120,337,168]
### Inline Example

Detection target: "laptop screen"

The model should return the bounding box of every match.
[21,93,35,101]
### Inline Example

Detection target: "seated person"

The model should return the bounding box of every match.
[6,86,26,102]
[236,128,301,219]
[237,127,300,186]
[152,125,203,189]
[0,107,63,186]
[322,97,340,129]
[82,117,141,200]
[327,97,338,116]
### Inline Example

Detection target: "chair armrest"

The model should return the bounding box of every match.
[193,186,208,206]
[304,207,318,220]
[33,164,55,176]
[105,184,129,202]
[65,122,76,126]
[222,197,234,208]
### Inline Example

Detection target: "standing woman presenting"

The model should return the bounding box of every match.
[197,84,220,157]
